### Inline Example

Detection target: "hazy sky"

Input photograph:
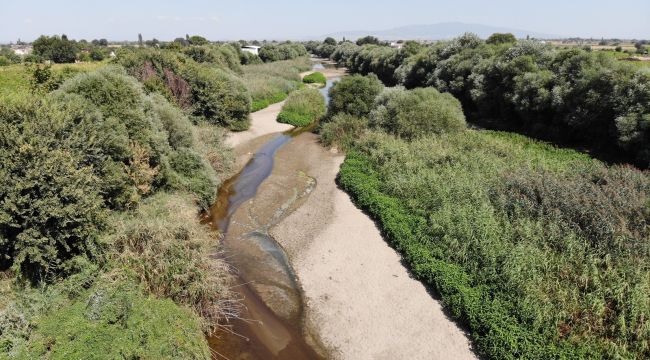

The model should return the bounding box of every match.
[1,0,648,43]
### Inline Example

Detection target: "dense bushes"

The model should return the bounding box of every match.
[183,44,242,73]
[326,74,383,119]
[339,130,650,358]
[115,49,251,130]
[258,43,307,62]
[32,35,77,63]
[277,88,326,127]
[302,71,327,86]
[369,86,466,139]
[0,98,106,282]
[325,33,650,167]
[181,63,251,130]
[0,66,227,283]
[1,60,239,357]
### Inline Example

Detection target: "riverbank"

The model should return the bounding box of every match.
[268,134,477,360]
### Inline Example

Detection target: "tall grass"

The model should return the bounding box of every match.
[277,88,326,127]
[242,57,312,111]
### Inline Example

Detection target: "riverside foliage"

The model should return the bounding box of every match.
[323,34,650,167]
[0,44,248,357]
[322,68,650,358]
[277,88,326,127]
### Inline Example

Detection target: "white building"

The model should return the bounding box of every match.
[11,45,32,56]
[390,42,404,50]
[241,45,261,55]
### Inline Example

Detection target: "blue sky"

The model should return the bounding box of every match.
[1,0,648,42]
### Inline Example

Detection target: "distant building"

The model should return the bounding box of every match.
[390,42,404,50]
[242,45,261,55]
[11,45,32,56]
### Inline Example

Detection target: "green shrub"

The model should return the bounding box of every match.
[166,149,218,209]
[369,86,466,139]
[16,279,210,359]
[320,113,368,151]
[303,72,327,86]
[277,88,326,127]
[53,66,173,208]
[327,74,383,119]
[192,123,234,181]
[0,97,107,282]
[150,94,193,150]
[182,63,251,130]
[258,43,307,62]
[183,44,242,74]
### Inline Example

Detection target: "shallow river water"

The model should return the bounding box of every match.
[204,64,336,359]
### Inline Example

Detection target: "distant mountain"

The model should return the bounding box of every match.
[319,22,560,41]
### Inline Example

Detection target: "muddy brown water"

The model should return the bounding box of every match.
[203,68,335,359]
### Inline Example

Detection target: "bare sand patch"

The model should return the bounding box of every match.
[270,134,477,360]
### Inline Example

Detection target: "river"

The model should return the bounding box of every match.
[204,62,339,360]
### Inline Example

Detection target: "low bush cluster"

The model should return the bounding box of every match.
[302,71,326,86]
[1,62,238,357]
[0,66,226,280]
[258,43,308,62]
[369,86,466,139]
[1,274,211,359]
[277,88,326,127]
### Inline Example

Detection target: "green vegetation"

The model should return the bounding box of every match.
[339,131,650,359]
[0,62,104,101]
[326,74,383,119]
[322,33,650,167]
[10,279,210,359]
[258,43,308,62]
[302,71,327,86]
[115,48,251,130]
[242,57,312,112]
[1,53,238,357]
[321,40,650,357]
[486,32,517,44]
[320,113,368,151]
[277,88,326,127]
[369,86,466,139]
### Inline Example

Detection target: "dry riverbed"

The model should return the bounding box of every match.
[221,63,477,359]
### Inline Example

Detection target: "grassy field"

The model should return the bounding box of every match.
[0,62,106,100]
[338,129,650,359]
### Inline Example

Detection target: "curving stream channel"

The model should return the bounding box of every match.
[204,62,340,360]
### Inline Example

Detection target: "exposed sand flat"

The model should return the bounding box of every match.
[226,101,293,148]
[269,134,477,360]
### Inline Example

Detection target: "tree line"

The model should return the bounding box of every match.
[314,34,650,167]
